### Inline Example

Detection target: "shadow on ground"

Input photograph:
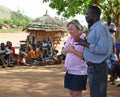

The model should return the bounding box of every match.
[0,64,120,97]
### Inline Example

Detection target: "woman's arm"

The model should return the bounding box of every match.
[66,45,83,59]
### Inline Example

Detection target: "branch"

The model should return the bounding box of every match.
[92,0,109,16]
[107,0,115,14]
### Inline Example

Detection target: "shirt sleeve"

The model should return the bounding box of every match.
[88,26,111,55]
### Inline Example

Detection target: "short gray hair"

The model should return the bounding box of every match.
[67,19,83,31]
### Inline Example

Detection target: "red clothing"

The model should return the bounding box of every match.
[8,46,18,58]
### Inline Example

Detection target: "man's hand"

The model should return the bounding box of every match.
[75,37,90,48]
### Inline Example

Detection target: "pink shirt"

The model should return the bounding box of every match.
[64,33,88,75]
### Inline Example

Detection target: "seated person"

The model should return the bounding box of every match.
[42,39,52,58]
[110,61,120,86]
[36,42,43,60]
[26,44,42,65]
[26,35,31,47]
[0,42,13,68]
[108,53,120,85]
[30,35,37,46]
[18,44,27,65]
[6,41,18,59]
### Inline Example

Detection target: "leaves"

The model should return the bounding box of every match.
[43,0,120,25]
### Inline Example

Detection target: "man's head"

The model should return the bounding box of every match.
[85,6,101,28]
[32,44,37,51]
[7,41,12,49]
[1,43,5,50]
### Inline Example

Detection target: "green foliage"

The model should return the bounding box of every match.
[43,0,120,25]
[0,20,4,25]
[43,0,93,19]
[0,9,32,27]
[10,10,32,26]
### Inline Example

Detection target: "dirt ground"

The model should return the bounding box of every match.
[0,32,120,97]
[0,64,120,97]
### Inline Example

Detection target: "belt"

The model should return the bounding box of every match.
[86,62,94,66]
[86,60,106,67]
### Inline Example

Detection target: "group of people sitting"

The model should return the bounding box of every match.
[18,35,62,66]
[106,53,120,86]
[105,17,120,86]
[0,35,62,68]
[0,41,18,68]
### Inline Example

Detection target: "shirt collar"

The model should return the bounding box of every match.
[90,20,101,31]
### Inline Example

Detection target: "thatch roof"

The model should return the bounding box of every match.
[24,11,67,32]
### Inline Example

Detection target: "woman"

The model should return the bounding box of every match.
[61,19,88,97]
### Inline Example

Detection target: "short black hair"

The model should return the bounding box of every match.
[89,6,101,18]
[1,42,5,46]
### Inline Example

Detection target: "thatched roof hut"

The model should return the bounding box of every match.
[23,11,67,48]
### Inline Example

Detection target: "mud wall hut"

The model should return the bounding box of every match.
[23,11,67,48]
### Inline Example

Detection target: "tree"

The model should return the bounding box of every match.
[11,10,32,26]
[43,0,120,26]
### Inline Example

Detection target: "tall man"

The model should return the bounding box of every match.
[75,6,113,97]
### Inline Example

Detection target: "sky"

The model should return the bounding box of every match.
[0,0,87,25]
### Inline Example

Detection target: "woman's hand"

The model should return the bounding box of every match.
[66,45,74,52]
[61,44,74,55]
[67,44,83,58]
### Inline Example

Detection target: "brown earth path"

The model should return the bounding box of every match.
[0,65,120,97]
[0,32,120,97]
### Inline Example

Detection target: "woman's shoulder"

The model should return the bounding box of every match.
[80,33,86,39]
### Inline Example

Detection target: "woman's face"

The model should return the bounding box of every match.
[67,23,81,38]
